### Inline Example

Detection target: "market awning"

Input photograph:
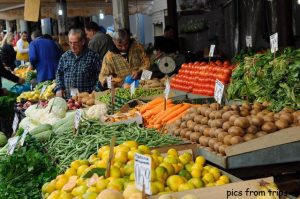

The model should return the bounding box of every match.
[0,0,153,20]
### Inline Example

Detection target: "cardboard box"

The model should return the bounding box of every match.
[198,126,300,169]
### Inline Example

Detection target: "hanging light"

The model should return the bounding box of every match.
[58,9,63,16]
[99,10,104,20]
[298,0,300,5]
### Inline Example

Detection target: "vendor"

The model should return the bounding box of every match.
[16,31,29,65]
[154,25,178,55]
[99,29,150,88]
[55,28,101,99]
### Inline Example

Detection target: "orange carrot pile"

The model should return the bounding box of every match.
[140,97,191,130]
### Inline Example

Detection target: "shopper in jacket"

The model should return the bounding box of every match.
[0,32,16,70]
[29,30,61,83]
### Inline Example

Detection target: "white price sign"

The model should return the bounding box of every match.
[107,76,112,89]
[130,81,136,98]
[70,88,79,97]
[270,33,278,53]
[209,45,216,57]
[74,109,82,130]
[12,114,19,134]
[246,36,252,48]
[134,153,152,195]
[40,85,47,96]
[164,79,170,100]
[214,79,225,104]
[141,70,153,80]
[19,126,30,147]
[7,136,19,155]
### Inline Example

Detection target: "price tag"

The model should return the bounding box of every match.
[107,76,112,89]
[12,114,19,134]
[74,109,82,130]
[30,84,33,91]
[141,70,153,80]
[134,153,152,195]
[164,79,170,100]
[7,136,19,155]
[40,85,47,96]
[270,33,278,53]
[214,79,225,104]
[130,81,136,98]
[19,126,30,147]
[246,36,252,48]
[70,88,79,97]
[209,45,216,57]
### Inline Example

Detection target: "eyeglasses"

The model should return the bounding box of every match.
[69,41,81,46]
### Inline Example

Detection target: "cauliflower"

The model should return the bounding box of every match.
[85,103,108,122]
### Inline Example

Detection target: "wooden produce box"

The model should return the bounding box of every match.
[198,126,300,169]
[149,177,282,199]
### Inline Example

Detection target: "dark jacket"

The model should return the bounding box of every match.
[88,32,114,61]
[0,61,19,95]
[1,44,16,70]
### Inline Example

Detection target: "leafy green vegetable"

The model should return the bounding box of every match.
[228,48,300,112]
[0,92,17,117]
[0,135,58,199]
[83,168,106,178]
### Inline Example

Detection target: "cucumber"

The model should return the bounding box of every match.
[33,130,53,142]
[29,124,52,135]
[53,112,75,130]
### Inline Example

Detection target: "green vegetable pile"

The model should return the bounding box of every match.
[228,48,300,112]
[0,92,17,117]
[45,119,183,172]
[34,80,54,91]
[0,136,58,199]
[232,48,256,64]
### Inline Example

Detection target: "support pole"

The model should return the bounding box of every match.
[112,0,129,30]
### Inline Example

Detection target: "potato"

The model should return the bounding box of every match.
[182,114,189,121]
[201,117,209,125]
[246,125,258,134]
[190,132,201,143]
[263,115,275,123]
[210,103,219,110]
[199,136,206,146]
[193,124,202,132]
[279,113,294,124]
[282,107,294,113]
[229,114,239,125]
[186,113,196,121]
[218,145,228,155]
[194,115,204,123]
[208,138,218,148]
[222,121,232,131]
[196,106,202,114]
[173,128,181,136]
[213,119,224,128]
[187,120,196,131]
[214,128,225,138]
[209,128,217,138]
[240,110,250,117]
[217,131,228,142]
[202,136,210,147]
[252,102,262,110]
[180,122,187,129]
[222,111,237,121]
[234,117,250,129]
[185,131,192,139]
[274,113,280,120]
[257,112,265,118]
[214,142,223,152]
[199,125,209,133]
[261,122,277,133]
[228,126,244,136]
[222,105,231,111]
[223,135,233,145]
[242,101,251,110]
[230,136,244,145]
[208,119,213,127]
[175,119,182,126]
[230,104,239,111]
[209,111,217,119]
[200,107,209,116]
[180,128,188,137]
[250,116,264,127]
[250,109,260,115]
[243,133,257,141]
[214,110,224,119]
[204,108,213,117]
[256,131,268,137]
[203,128,211,137]
[275,120,289,130]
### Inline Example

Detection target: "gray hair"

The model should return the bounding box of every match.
[113,29,129,43]
[1,32,13,47]
[68,28,86,40]
[31,30,42,40]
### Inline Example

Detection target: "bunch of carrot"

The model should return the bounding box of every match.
[140,97,191,130]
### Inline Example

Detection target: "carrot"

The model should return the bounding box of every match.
[142,100,172,118]
[153,104,183,125]
[140,97,164,113]
[166,110,188,124]
[149,104,175,124]
[153,124,162,129]
[162,104,191,123]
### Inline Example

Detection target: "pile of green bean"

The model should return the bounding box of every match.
[44,120,183,172]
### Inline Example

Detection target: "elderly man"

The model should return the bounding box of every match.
[99,29,150,87]
[55,28,101,98]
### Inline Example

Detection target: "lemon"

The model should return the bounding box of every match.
[153,181,165,192]
[47,190,60,199]
[151,168,157,181]
[185,162,194,172]
[115,151,128,164]
[209,167,221,181]
[166,175,186,192]
[172,163,181,174]
[203,165,212,171]
[151,149,161,155]
[195,156,206,165]
[164,155,179,164]
[155,166,168,182]
[215,179,226,186]
[202,173,215,184]
[191,163,203,171]
[122,140,138,148]
[65,168,77,177]
[179,169,192,180]
[82,191,98,199]
[128,149,139,161]
[95,178,109,192]
[190,169,201,178]
[87,187,98,193]
[71,185,88,196]
[115,145,130,153]
[138,145,151,154]
[167,148,178,157]
[188,178,204,188]
[71,160,88,170]
[151,182,159,195]
[110,166,122,178]
[94,159,107,168]
[88,154,98,164]
[160,162,175,176]
[58,190,73,199]
[101,150,111,160]
[55,175,68,190]
[107,178,124,191]
[97,145,110,158]
[124,161,134,176]
[206,182,215,187]
[46,180,58,194]
[178,183,194,191]
[219,175,230,184]
[129,172,135,181]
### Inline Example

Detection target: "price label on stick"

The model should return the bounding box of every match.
[141,70,152,80]
[107,76,112,89]
[12,114,19,134]
[246,35,252,48]
[164,79,170,100]
[7,136,19,155]
[134,153,152,195]
[70,88,79,97]
[214,79,225,104]
[209,44,216,57]
[40,85,47,96]
[74,109,82,130]
[270,33,278,53]
[130,81,136,98]
[19,126,30,147]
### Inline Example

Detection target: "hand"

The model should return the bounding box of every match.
[18,78,25,84]
[131,71,140,80]
[56,90,64,97]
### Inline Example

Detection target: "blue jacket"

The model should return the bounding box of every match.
[29,37,61,82]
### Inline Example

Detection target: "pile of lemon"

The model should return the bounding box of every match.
[17,83,55,102]
[42,141,230,199]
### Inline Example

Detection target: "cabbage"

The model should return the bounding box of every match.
[19,117,38,131]
[45,97,67,118]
